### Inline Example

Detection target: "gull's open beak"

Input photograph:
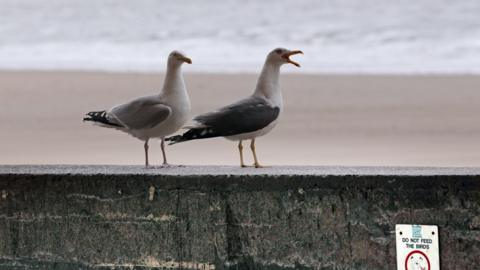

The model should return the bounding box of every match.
[282,50,303,67]
[181,56,192,64]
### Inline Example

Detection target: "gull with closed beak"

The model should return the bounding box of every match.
[84,50,192,167]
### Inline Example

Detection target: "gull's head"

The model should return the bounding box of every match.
[167,50,192,67]
[267,48,303,67]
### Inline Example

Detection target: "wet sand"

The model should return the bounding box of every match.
[1,71,479,166]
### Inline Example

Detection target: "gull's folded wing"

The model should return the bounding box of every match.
[194,96,280,136]
[109,96,172,130]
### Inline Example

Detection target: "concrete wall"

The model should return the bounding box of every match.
[0,165,479,270]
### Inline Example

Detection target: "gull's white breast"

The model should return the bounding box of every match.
[130,92,191,140]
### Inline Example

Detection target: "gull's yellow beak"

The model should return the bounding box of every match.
[282,50,303,67]
[180,56,192,64]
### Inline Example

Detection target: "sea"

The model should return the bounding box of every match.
[1,0,479,73]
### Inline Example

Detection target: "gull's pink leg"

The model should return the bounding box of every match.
[161,138,169,166]
[144,139,150,167]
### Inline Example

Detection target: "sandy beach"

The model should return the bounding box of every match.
[1,71,479,167]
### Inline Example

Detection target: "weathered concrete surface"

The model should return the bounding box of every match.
[0,165,479,270]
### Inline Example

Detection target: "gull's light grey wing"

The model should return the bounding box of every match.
[167,96,279,143]
[109,96,172,130]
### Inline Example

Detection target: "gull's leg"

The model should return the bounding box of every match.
[144,139,150,167]
[160,138,169,166]
[238,140,247,168]
[250,138,264,168]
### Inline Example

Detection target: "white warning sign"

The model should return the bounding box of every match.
[396,224,440,270]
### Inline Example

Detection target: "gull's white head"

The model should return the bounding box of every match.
[267,48,303,67]
[167,50,192,68]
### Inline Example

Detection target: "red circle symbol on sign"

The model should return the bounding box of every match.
[405,250,430,270]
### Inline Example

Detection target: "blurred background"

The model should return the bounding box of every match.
[1,0,480,166]
[1,0,480,72]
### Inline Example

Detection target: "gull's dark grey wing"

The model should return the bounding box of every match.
[108,96,172,130]
[195,96,279,135]
[167,96,279,143]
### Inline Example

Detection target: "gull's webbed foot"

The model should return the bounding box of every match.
[254,163,268,168]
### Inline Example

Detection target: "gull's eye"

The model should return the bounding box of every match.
[275,49,282,54]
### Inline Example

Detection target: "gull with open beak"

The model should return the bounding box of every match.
[166,48,303,168]
[84,50,192,167]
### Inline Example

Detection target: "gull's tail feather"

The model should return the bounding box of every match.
[166,127,220,145]
[83,110,122,127]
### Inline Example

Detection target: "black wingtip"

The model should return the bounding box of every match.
[165,135,184,145]
[167,127,220,146]
[83,110,121,127]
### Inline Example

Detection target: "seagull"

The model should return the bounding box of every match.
[83,50,192,167]
[166,48,302,168]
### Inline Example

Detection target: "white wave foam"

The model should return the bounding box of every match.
[0,0,479,73]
